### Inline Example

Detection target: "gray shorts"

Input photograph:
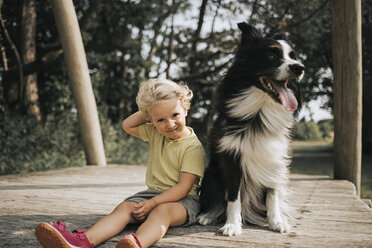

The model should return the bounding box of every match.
[124,190,200,226]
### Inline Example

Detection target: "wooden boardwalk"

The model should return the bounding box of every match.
[1,165,371,247]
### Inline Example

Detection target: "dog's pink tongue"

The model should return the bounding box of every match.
[274,83,298,112]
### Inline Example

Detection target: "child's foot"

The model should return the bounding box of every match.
[35,221,94,248]
[116,233,142,248]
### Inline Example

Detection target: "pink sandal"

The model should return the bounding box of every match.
[35,221,94,248]
[116,233,142,248]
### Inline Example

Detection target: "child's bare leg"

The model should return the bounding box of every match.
[85,201,138,246]
[135,202,187,248]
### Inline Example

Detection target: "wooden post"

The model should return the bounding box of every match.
[331,0,362,196]
[51,0,106,166]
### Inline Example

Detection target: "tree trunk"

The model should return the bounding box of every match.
[21,0,40,119]
[0,0,23,109]
[51,0,106,166]
[331,0,362,196]
[186,0,208,125]
[189,0,208,76]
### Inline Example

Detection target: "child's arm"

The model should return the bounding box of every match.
[122,111,148,138]
[132,172,197,221]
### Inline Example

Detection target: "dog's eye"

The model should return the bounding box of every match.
[289,51,296,60]
[268,55,277,61]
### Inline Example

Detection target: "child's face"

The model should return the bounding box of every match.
[150,98,189,140]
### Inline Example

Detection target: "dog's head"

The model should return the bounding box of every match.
[234,22,305,112]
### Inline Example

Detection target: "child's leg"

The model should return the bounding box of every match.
[135,202,187,248]
[86,201,138,246]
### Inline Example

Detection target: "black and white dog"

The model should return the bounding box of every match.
[198,23,304,236]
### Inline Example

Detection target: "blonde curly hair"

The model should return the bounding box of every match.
[136,79,193,119]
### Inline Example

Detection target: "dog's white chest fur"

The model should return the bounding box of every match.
[218,87,295,187]
[217,86,294,230]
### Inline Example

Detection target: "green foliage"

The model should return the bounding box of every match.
[99,108,149,165]
[317,119,334,139]
[0,108,150,175]
[294,121,323,141]
[361,154,372,200]
[0,111,85,175]
[292,140,333,153]
[1,0,371,174]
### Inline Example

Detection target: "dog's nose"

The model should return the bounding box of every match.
[289,64,305,76]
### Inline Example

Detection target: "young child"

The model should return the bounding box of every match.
[35,79,206,248]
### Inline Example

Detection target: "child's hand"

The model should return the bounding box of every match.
[131,199,156,221]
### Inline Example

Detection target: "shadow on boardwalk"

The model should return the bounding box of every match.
[1,165,372,247]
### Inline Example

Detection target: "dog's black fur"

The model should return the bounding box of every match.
[198,23,304,235]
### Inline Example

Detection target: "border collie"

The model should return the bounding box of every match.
[198,23,304,236]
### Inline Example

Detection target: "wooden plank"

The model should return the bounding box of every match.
[0,165,371,247]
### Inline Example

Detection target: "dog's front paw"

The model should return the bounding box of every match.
[219,223,242,236]
[197,213,214,226]
[268,217,291,233]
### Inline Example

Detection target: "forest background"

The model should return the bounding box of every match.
[0,0,371,180]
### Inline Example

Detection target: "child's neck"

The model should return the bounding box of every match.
[184,127,192,137]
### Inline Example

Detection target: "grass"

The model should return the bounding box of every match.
[290,140,372,201]
[291,140,333,153]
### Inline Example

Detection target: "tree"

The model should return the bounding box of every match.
[1,0,371,174]
[1,0,24,111]
[294,121,323,141]
[21,0,40,120]
[318,119,333,139]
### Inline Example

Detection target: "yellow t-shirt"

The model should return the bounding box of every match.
[138,123,206,195]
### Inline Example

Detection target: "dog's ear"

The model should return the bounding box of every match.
[237,22,262,41]
[273,33,289,41]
